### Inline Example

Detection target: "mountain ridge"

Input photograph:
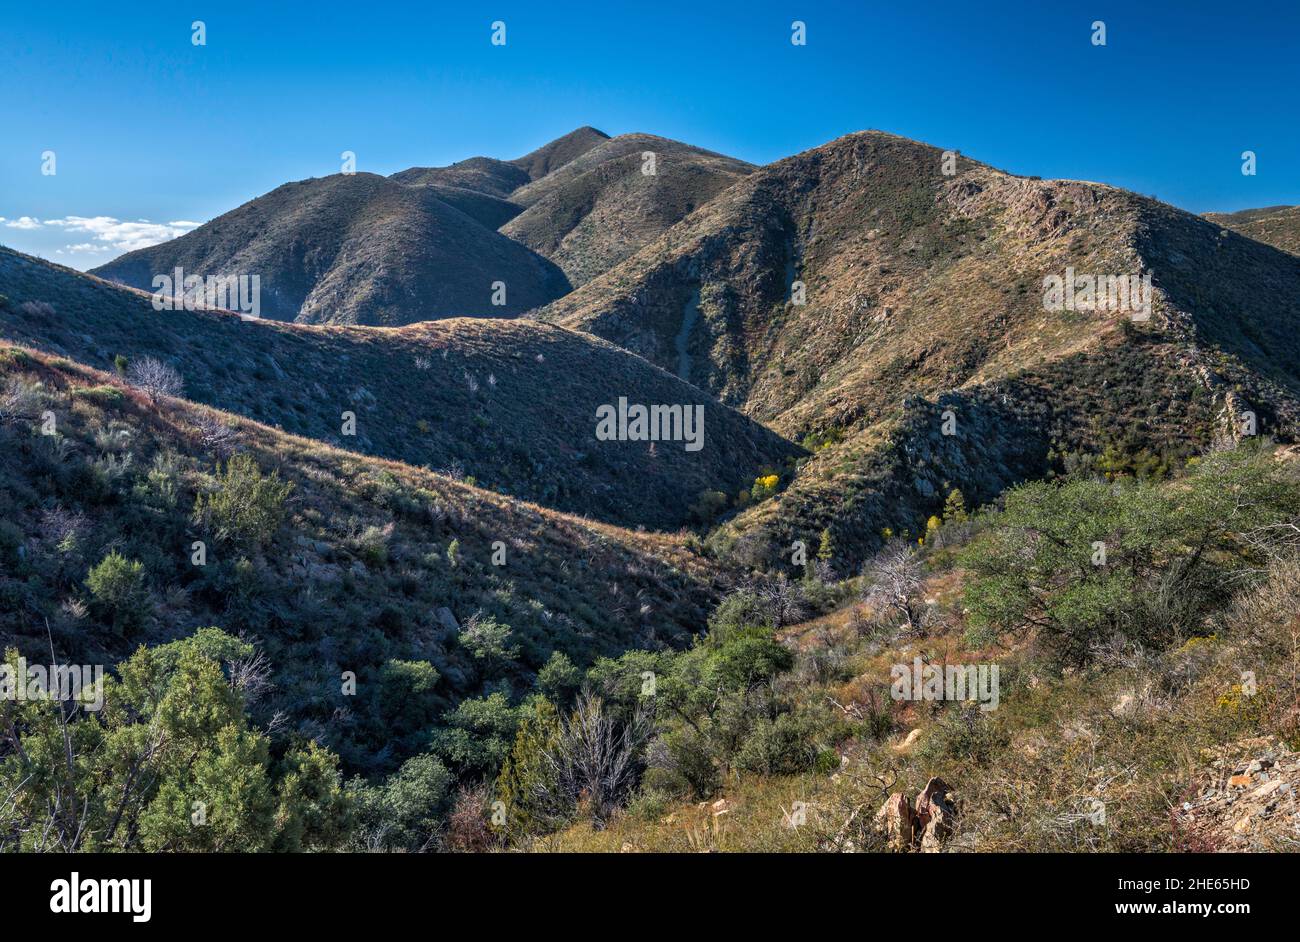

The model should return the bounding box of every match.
[3,245,800,532]
[90,171,571,326]
[1205,204,1300,256]
[536,129,1300,568]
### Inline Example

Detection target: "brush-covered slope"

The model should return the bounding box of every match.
[503,134,753,286]
[414,184,524,230]
[90,172,570,326]
[540,131,1300,568]
[390,157,532,200]
[1205,205,1300,256]
[1,247,798,531]
[509,125,611,181]
[0,343,725,770]
[391,127,610,196]
[538,131,1142,427]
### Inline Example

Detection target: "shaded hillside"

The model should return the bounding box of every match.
[503,134,753,286]
[539,131,1300,568]
[1205,205,1300,256]
[90,173,570,326]
[0,247,800,531]
[539,132,1140,428]
[1137,200,1300,395]
[390,157,531,199]
[87,127,753,324]
[0,343,727,772]
[416,184,524,230]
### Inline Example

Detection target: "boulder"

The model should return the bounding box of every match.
[874,792,914,851]
[435,607,461,635]
[920,800,957,852]
[914,777,958,853]
[893,728,923,751]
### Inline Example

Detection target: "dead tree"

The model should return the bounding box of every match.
[861,542,928,635]
[126,356,183,404]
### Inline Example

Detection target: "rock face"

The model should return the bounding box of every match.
[1176,736,1300,851]
[873,777,958,852]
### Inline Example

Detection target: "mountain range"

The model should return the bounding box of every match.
[5,124,1300,853]
[9,123,1300,571]
[12,122,1300,572]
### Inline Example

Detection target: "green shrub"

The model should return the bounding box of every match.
[960,445,1300,665]
[916,705,1008,767]
[706,588,772,641]
[537,651,581,706]
[195,453,294,547]
[133,451,182,509]
[645,725,719,799]
[350,753,452,852]
[459,614,518,677]
[0,521,24,568]
[495,698,563,839]
[689,489,729,524]
[734,708,823,776]
[72,385,124,406]
[625,786,673,822]
[0,629,349,852]
[355,524,390,567]
[84,550,148,634]
[431,693,518,777]
[713,634,794,688]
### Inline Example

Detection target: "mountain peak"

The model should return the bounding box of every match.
[510,126,611,180]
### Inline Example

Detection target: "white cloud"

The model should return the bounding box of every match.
[4,216,43,230]
[63,242,112,253]
[44,215,200,252]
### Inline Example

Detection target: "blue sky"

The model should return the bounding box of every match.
[2,0,1296,270]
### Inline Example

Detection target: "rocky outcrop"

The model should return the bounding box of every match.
[914,777,957,852]
[874,792,914,851]
[873,776,959,852]
[1176,736,1300,851]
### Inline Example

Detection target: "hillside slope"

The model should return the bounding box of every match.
[1,247,800,531]
[509,125,611,180]
[1205,205,1300,256]
[392,126,611,196]
[90,172,570,326]
[539,131,1300,567]
[390,156,532,200]
[502,134,753,286]
[0,342,728,771]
